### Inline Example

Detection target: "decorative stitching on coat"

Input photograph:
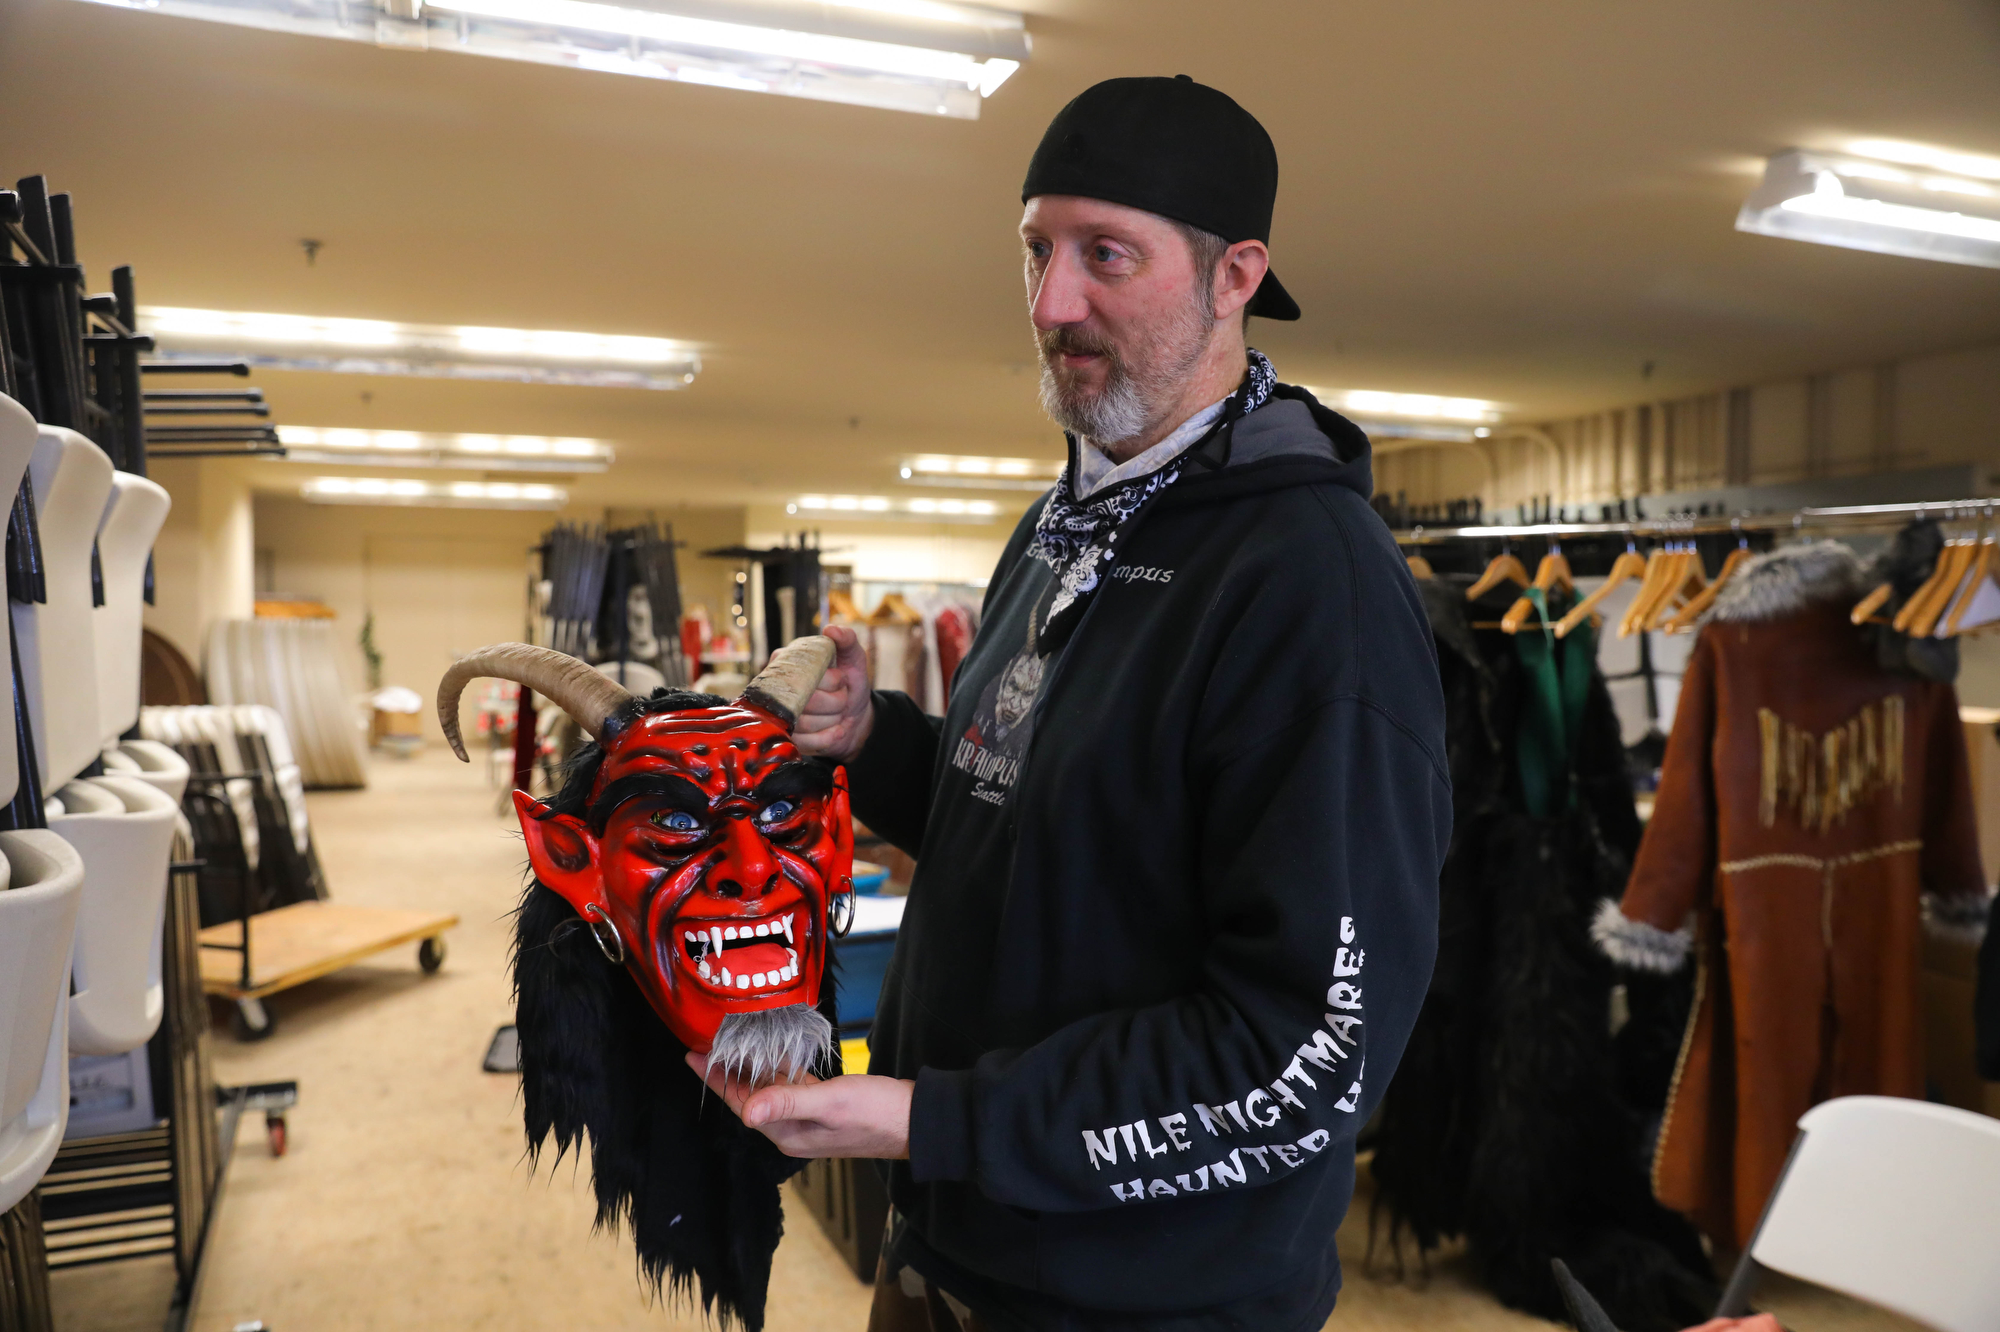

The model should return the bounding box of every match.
[1757,698,1905,832]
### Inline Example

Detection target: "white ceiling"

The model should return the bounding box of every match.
[5,0,2000,514]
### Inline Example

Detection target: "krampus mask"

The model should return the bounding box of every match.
[438,637,851,1331]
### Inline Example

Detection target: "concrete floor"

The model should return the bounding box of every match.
[164,748,1912,1332]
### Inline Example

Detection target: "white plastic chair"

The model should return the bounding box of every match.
[0,394,44,807]
[93,471,171,743]
[101,738,191,805]
[0,830,86,1214]
[1717,1095,2000,1332]
[49,775,181,1056]
[12,426,114,790]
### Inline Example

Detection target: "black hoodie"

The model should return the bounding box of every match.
[848,387,1449,1331]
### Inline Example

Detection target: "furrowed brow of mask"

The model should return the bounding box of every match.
[752,761,834,806]
[590,773,713,836]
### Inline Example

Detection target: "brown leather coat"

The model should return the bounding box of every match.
[1597,543,1987,1250]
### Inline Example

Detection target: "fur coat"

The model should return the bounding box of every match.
[1597,542,1989,1250]
[1369,577,1716,1331]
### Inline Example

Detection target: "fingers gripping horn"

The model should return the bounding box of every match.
[738,635,837,730]
[436,643,636,762]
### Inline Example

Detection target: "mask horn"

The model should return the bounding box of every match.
[737,635,836,731]
[436,643,637,762]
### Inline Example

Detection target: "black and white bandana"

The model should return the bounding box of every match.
[1024,349,1276,657]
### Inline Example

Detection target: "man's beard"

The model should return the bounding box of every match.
[1037,297,1214,446]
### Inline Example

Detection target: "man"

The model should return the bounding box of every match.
[692,76,1449,1330]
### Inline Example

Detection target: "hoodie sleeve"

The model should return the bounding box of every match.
[907,690,1448,1211]
[845,689,942,859]
[1596,628,1719,974]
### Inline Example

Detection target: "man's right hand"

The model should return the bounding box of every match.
[796,624,875,763]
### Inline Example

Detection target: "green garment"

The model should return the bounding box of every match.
[1514,586,1596,818]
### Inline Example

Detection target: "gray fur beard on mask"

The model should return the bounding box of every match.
[707,1003,834,1086]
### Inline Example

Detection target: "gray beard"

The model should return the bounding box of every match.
[707,1003,834,1085]
[1037,304,1214,448]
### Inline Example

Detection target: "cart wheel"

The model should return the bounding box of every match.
[418,935,447,974]
[266,1113,288,1157]
[232,997,276,1042]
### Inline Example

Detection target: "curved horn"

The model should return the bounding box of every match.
[436,643,636,763]
[738,635,836,730]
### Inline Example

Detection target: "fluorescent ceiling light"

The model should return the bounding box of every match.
[787,493,999,522]
[1841,139,2000,182]
[140,306,700,389]
[302,476,569,509]
[897,453,1060,490]
[74,0,1027,119]
[1737,147,2000,269]
[1301,387,1501,427]
[277,426,613,471]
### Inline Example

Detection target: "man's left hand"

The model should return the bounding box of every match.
[687,1053,914,1159]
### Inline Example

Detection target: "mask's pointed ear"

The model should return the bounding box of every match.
[513,788,605,917]
[831,766,854,889]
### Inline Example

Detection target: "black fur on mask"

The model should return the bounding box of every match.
[510,689,842,1331]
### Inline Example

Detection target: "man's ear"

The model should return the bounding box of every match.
[513,788,605,917]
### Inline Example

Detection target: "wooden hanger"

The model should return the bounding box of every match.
[1555,544,1645,639]
[1464,544,1531,602]
[1405,553,1435,580]
[1943,534,1997,636]
[867,592,924,625]
[1642,550,1708,633]
[1662,529,1752,633]
[1501,542,1575,634]
[1900,537,1977,638]
[1617,545,1679,638]
[1850,582,1894,625]
[1944,527,2000,635]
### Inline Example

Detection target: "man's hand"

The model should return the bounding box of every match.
[687,1052,912,1159]
[795,623,875,763]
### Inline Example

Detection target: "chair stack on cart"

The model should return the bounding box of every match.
[0,174,285,1332]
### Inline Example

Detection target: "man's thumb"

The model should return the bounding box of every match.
[745,1085,798,1127]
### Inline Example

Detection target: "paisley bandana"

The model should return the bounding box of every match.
[1025,349,1276,656]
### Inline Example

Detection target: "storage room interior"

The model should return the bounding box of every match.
[2,1,1999,1330]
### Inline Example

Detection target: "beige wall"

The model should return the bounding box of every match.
[253,497,747,738]
[144,458,255,668]
[1378,339,2000,514]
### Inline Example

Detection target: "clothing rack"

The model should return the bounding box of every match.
[1395,496,1998,544]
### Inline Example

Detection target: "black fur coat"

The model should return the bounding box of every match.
[1367,577,1717,1330]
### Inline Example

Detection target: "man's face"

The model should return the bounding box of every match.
[1021,194,1215,444]
[515,704,852,1053]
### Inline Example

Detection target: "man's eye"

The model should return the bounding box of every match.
[756,800,797,826]
[1093,245,1119,263]
[651,810,701,833]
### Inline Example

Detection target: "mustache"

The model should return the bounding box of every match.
[1037,325,1119,364]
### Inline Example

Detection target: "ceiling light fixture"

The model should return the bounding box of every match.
[896,453,1061,490]
[140,307,700,389]
[1737,145,2000,269]
[278,426,614,471]
[301,476,569,509]
[1297,387,1502,441]
[786,494,999,522]
[75,0,1027,119]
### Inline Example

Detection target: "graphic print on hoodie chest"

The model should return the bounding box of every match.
[949,609,1045,808]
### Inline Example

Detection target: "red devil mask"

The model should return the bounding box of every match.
[439,639,852,1059]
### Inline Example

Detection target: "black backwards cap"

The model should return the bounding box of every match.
[1021,74,1300,321]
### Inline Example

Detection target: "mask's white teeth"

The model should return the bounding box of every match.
[782,914,795,943]
[720,966,733,986]
[724,925,739,941]
[710,926,724,954]
[755,923,771,937]
[698,959,712,979]
[735,973,751,990]
[752,971,768,987]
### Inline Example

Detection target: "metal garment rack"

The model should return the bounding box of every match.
[1393,496,1999,545]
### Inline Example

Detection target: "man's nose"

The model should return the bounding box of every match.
[1030,246,1092,331]
[704,815,777,899]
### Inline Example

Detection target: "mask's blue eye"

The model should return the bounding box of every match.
[756,800,797,825]
[651,810,701,833]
